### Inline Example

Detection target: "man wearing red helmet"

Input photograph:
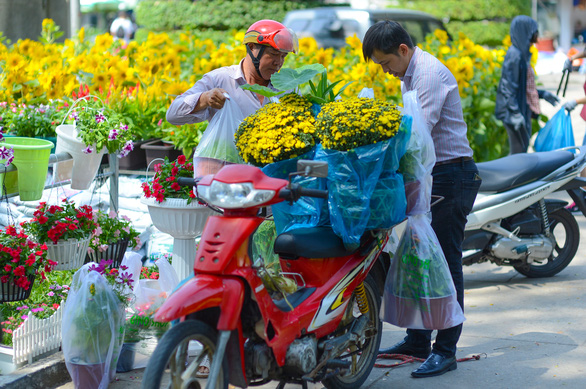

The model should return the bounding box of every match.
[166,19,298,124]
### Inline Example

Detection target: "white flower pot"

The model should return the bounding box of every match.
[141,197,214,239]
[46,236,92,271]
[54,124,106,190]
[142,197,216,279]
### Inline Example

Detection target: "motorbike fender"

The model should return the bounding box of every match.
[154,274,244,330]
[195,216,263,273]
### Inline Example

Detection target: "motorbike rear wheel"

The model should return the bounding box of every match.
[514,208,579,278]
[141,319,229,389]
[322,274,382,389]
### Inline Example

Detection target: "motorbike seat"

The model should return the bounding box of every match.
[477,150,575,192]
[274,226,356,259]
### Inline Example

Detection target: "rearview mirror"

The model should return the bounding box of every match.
[296,160,328,178]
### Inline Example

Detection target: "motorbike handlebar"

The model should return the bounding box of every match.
[176,177,198,187]
[279,184,328,202]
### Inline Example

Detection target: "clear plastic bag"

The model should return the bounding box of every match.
[62,264,126,389]
[121,256,177,371]
[398,91,436,216]
[193,95,244,176]
[381,214,465,330]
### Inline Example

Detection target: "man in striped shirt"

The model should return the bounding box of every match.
[363,21,481,378]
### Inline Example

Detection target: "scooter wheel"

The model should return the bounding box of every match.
[141,319,229,389]
[514,207,579,278]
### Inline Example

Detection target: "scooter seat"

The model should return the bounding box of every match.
[477,150,574,192]
[274,227,356,259]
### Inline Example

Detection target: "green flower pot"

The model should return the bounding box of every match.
[1,137,53,201]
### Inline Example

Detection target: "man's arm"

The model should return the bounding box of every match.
[166,73,224,125]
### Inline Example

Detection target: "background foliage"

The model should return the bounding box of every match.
[1,19,515,161]
[394,0,531,46]
[135,0,330,33]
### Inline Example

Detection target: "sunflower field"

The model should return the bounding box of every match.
[0,20,516,161]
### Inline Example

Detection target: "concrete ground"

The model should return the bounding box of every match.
[2,72,586,388]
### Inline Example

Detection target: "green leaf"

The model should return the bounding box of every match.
[240,84,283,98]
[271,63,327,91]
[23,79,40,88]
[12,83,22,92]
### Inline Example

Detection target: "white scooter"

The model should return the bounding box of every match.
[463,146,586,277]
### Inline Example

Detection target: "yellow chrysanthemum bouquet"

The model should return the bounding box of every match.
[235,93,317,166]
[316,97,402,151]
[314,97,411,248]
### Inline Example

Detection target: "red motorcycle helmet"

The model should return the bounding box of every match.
[243,19,299,54]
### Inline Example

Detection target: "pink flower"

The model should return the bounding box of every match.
[83,146,93,154]
[108,128,119,140]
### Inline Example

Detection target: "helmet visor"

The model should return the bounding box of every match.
[257,28,299,53]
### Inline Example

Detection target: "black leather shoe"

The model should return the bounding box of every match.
[411,352,457,378]
[378,340,431,359]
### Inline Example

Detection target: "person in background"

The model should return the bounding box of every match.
[362,20,481,378]
[109,10,135,46]
[495,15,559,154]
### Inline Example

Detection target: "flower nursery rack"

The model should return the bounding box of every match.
[0,151,120,211]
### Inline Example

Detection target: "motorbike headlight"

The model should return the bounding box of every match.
[198,181,275,209]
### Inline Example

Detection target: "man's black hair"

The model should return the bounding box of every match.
[362,21,414,62]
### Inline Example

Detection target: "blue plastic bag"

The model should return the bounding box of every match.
[315,116,411,249]
[534,108,574,152]
[262,148,328,234]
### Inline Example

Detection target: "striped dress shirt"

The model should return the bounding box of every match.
[400,47,473,163]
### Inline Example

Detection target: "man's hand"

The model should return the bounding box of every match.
[510,113,525,132]
[201,88,228,109]
[541,91,559,106]
[563,99,578,112]
[563,58,573,73]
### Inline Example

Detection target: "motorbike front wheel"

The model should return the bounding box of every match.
[322,274,382,389]
[141,319,229,389]
[514,208,579,278]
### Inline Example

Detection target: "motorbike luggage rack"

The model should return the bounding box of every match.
[281,272,306,288]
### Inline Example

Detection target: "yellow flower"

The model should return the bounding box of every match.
[235,93,316,166]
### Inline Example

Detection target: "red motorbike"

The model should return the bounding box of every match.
[142,160,392,389]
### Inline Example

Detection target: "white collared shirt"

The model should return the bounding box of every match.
[166,60,277,125]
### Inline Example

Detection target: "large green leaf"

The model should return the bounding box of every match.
[240,84,283,98]
[271,63,326,91]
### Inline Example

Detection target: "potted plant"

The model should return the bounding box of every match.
[161,122,206,161]
[108,85,168,171]
[55,87,135,189]
[86,210,141,267]
[0,225,56,302]
[0,101,68,146]
[117,273,169,373]
[0,273,71,373]
[141,155,215,279]
[21,200,97,271]
[62,260,134,388]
